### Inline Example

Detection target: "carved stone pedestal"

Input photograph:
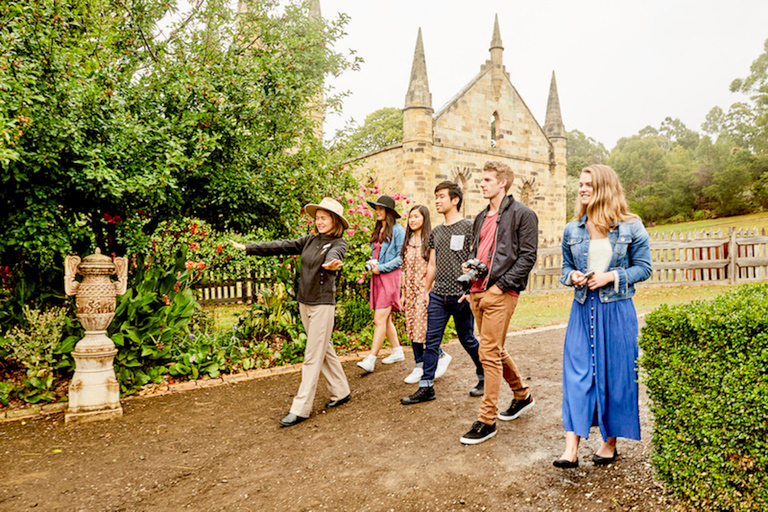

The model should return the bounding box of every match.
[64,332,122,424]
[64,249,128,425]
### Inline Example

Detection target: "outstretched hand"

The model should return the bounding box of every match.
[229,240,246,251]
[322,259,343,271]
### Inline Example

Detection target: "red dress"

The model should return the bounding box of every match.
[369,242,402,311]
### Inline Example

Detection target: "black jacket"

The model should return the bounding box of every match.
[470,195,538,293]
[246,234,347,305]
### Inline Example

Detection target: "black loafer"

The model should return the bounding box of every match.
[326,394,351,408]
[592,450,618,466]
[553,458,579,469]
[279,413,308,427]
[469,380,484,397]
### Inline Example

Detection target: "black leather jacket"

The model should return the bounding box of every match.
[470,195,539,293]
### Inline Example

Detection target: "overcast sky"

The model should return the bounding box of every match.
[319,1,768,150]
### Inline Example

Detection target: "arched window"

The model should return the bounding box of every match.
[490,112,500,148]
[455,174,469,217]
[519,181,534,207]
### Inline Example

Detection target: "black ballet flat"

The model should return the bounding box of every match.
[592,450,619,466]
[553,458,579,469]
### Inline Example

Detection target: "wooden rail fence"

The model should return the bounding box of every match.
[195,228,768,304]
[528,227,768,292]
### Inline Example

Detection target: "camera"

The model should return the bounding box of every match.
[365,259,378,272]
[457,259,489,291]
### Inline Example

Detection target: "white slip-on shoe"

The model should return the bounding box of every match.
[404,366,424,384]
[382,347,405,364]
[434,351,452,379]
[357,354,376,373]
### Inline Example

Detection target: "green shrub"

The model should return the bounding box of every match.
[1,306,69,403]
[639,283,768,510]
[109,250,200,394]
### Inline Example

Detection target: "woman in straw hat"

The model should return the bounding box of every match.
[357,195,406,373]
[230,198,351,427]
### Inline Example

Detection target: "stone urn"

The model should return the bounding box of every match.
[64,248,128,424]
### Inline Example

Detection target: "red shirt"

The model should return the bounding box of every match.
[469,211,519,296]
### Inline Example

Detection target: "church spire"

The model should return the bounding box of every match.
[543,71,566,138]
[405,28,432,109]
[490,13,503,51]
[309,0,321,18]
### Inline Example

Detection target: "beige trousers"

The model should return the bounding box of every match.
[469,289,530,425]
[290,303,350,418]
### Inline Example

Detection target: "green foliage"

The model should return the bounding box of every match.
[109,250,200,394]
[1,306,70,403]
[0,0,359,300]
[639,284,768,510]
[566,129,608,178]
[332,107,403,159]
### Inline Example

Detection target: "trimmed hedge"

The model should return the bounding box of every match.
[639,283,768,511]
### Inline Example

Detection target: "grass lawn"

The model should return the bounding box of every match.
[204,283,740,335]
[646,212,768,236]
[511,283,738,331]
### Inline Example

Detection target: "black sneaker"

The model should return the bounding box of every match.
[497,393,535,421]
[460,421,497,445]
[401,386,436,405]
[469,380,484,397]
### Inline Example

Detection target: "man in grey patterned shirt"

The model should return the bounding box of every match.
[401,181,485,405]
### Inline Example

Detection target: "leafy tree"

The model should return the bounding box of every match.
[566,129,608,177]
[0,0,359,289]
[332,107,403,159]
[729,37,768,153]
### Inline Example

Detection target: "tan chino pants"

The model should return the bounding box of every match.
[289,303,350,418]
[469,288,530,425]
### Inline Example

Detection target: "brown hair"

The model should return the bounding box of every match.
[401,205,432,262]
[575,164,639,233]
[483,161,514,193]
[324,211,346,238]
[370,209,397,243]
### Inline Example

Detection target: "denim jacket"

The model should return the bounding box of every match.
[372,223,405,274]
[559,215,652,304]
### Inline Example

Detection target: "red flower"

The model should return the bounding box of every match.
[199,230,206,238]
[190,242,199,251]
[190,223,198,234]
[215,244,223,254]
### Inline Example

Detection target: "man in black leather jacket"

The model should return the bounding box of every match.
[459,161,539,445]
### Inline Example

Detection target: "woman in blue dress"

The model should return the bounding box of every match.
[554,165,652,468]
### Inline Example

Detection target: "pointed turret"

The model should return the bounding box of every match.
[309,0,321,19]
[405,28,432,109]
[490,13,503,52]
[489,14,504,100]
[543,71,565,139]
[401,28,434,220]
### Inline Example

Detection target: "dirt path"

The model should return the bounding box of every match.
[0,325,678,511]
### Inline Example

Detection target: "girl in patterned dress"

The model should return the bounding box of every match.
[400,205,432,383]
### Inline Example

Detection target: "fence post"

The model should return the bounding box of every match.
[729,228,738,284]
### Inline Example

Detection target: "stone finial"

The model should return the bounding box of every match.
[490,13,504,51]
[405,28,432,109]
[543,71,566,139]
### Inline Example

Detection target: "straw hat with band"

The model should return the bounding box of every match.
[304,197,350,230]
[366,195,401,219]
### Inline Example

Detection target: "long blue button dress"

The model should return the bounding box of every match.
[562,288,641,440]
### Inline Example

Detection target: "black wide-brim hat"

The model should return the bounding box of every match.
[366,195,401,218]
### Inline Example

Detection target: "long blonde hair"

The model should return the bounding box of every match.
[574,164,639,233]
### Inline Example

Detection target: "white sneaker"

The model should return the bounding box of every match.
[434,352,452,379]
[382,347,405,364]
[357,354,376,373]
[404,366,424,384]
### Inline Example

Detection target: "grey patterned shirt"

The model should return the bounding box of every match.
[428,219,474,296]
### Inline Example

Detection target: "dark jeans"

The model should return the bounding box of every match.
[420,292,484,387]
[412,342,442,365]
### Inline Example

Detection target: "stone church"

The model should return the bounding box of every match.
[348,16,568,242]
